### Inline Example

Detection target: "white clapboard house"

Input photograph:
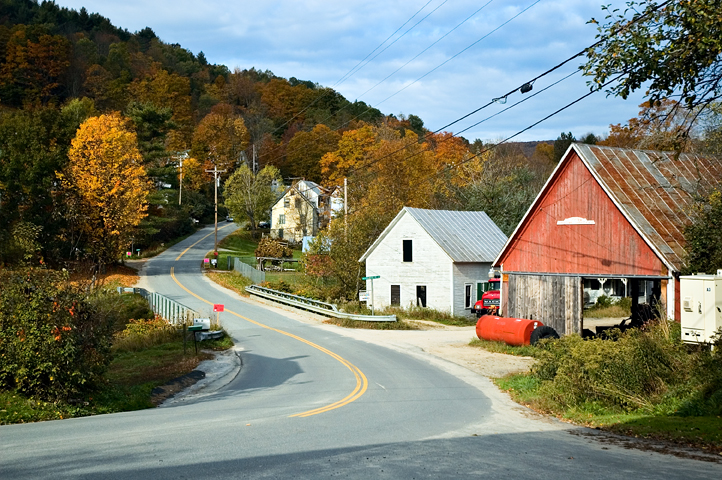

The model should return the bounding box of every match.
[359,207,508,317]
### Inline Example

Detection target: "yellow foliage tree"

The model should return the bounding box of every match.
[60,113,151,265]
[192,104,250,175]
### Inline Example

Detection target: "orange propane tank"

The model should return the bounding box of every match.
[476,315,544,346]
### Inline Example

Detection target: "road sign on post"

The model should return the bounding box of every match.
[213,304,224,328]
[361,276,380,315]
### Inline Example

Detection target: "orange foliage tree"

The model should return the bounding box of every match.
[60,113,151,265]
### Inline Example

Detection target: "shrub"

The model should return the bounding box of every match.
[0,269,114,400]
[531,321,695,412]
[254,238,293,259]
[596,295,613,308]
[112,316,178,352]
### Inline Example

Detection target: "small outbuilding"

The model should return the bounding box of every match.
[494,143,722,336]
[359,207,507,317]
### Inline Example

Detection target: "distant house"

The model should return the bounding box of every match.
[270,180,343,243]
[359,207,507,317]
[493,143,722,336]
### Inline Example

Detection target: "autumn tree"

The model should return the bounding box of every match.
[584,1,722,112]
[224,164,281,231]
[192,104,250,174]
[60,113,151,266]
[599,100,700,151]
[286,124,341,183]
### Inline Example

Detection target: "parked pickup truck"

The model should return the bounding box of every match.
[471,277,501,317]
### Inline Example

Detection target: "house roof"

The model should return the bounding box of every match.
[360,207,508,263]
[494,143,722,273]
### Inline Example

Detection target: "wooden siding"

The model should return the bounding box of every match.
[452,263,493,317]
[365,212,453,312]
[499,151,665,276]
[506,274,582,336]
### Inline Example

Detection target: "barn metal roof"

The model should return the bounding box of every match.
[494,143,722,273]
[360,207,508,263]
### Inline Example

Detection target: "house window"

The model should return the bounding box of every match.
[284,197,290,208]
[465,284,472,309]
[403,239,412,262]
[416,286,427,308]
[391,285,401,306]
[279,214,285,225]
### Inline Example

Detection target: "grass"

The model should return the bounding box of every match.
[323,318,419,330]
[469,338,541,357]
[207,270,254,296]
[584,304,632,318]
[495,374,722,451]
[0,328,233,424]
[491,321,722,453]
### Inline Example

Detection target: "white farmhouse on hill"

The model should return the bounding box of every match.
[359,207,507,317]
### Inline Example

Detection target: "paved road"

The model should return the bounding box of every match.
[1,226,720,479]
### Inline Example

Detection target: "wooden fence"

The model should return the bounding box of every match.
[506,274,582,335]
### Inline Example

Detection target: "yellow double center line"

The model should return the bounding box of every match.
[169,228,368,417]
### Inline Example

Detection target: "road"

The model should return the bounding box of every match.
[1,226,720,479]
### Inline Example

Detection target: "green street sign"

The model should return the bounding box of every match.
[362,275,380,280]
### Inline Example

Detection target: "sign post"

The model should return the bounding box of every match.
[361,275,380,315]
[213,304,224,328]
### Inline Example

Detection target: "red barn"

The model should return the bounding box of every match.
[493,143,722,336]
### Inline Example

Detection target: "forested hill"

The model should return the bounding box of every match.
[0,0,384,159]
[0,0,558,270]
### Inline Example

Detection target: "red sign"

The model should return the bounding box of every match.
[213,304,224,312]
[204,258,210,263]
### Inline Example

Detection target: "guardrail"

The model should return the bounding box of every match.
[117,287,201,325]
[245,285,396,322]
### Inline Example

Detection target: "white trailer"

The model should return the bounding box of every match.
[680,272,722,344]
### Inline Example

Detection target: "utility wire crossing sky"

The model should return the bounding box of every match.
[57,1,648,142]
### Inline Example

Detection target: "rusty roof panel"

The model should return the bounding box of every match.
[574,144,722,272]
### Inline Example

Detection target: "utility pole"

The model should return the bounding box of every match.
[177,151,188,206]
[205,165,227,254]
[344,177,348,240]
[252,143,258,175]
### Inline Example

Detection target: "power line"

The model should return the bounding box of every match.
[261,0,539,170]
[265,0,440,139]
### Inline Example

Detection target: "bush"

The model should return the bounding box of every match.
[530,321,722,414]
[595,295,613,308]
[0,269,114,400]
[112,316,178,352]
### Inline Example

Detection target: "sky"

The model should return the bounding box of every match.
[55,0,648,142]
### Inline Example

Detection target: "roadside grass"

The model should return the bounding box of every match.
[323,318,419,330]
[207,270,254,296]
[469,338,540,357]
[493,321,722,452]
[496,374,722,450]
[1,323,232,424]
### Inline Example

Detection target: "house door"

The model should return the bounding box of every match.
[416,286,426,307]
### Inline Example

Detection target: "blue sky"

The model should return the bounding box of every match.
[56,1,648,142]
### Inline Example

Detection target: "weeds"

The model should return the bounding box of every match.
[469,338,540,357]
[323,318,418,330]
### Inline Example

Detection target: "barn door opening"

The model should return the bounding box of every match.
[416,285,426,307]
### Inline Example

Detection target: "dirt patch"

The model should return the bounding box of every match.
[151,370,205,406]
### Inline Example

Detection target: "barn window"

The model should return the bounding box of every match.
[279,214,285,225]
[391,285,401,306]
[465,284,472,309]
[416,285,426,307]
[403,240,412,262]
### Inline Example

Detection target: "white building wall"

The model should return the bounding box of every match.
[365,213,452,312]
[452,263,493,317]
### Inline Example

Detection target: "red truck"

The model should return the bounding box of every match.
[471,277,501,317]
